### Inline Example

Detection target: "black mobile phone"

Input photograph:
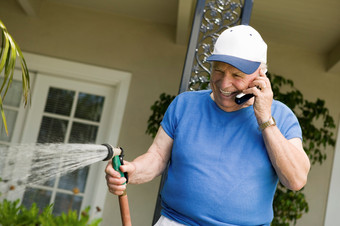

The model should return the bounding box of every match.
[235,93,254,105]
[235,71,265,105]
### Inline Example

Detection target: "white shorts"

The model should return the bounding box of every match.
[154,215,186,226]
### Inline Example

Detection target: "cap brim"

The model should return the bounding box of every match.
[206,54,261,74]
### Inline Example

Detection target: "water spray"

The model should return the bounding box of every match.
[101,144,131,226]
[0,143,132,226]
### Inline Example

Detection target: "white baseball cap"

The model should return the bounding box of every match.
[206,25,267,74]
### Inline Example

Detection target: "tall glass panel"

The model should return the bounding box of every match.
[0,78,24,197]
[22,87,75,212]
[22,86,105,216]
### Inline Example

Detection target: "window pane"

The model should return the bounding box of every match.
[58,167,88,192]
[0,79,22,107]
[75,93,105,122]
[37,117,68,143]
[42,178,55,187]
[69,122,98,143]
[0,109,18,142]
[44,87,75,116]
[52,193,82,216]
[22,187,52,211]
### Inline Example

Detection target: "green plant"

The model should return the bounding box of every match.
[146,72,336,225]
[40,206,101,226]
[0,199,42,225]
[0,177,101,226]
[271,185,308,226]
[0,198,101,226]
[268,72,336,165]
[0,19,31,135]
[146,93,175,137]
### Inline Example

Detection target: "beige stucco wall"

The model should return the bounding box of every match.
[1,1,339,226]
[265,42,339,226]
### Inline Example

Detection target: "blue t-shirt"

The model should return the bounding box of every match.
[160,90,302,226]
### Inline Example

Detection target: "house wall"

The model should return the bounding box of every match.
[266,42,339,226]
[0,1,339,225]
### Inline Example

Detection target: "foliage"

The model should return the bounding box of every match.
[146,93,175,138]
[272,185,308,226]
[0,19,31,135]
[0,178,101,226]
[0,199,45,225]
[146,72,336,225]
[268,72,336,165]
[0,198,101,226]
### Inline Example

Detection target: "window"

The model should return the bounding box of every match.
[22,81,108,215]
[0,53,131,219]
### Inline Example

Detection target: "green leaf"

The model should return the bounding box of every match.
[0,19,31,135]
[146,93,176,138]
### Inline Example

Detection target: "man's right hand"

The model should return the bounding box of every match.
[105,159,132,196]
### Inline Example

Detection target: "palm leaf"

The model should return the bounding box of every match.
[0,19,31,135]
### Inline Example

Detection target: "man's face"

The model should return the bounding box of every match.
[210,61,259,112]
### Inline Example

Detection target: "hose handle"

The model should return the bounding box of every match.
[112,147,128,184]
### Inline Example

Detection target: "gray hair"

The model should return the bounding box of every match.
[260,62,268,74]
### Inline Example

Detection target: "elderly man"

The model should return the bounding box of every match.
[105,25,310,226]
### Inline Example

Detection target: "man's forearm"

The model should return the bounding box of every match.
[128,126,173,185]
[129,150,169,184]
[262,125,310,191]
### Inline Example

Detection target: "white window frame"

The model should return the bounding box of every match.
[324,117,340,225]
[20,52,131,219]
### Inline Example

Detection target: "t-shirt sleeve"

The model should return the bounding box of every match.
[273,101,303,141]
[160,96,179,139]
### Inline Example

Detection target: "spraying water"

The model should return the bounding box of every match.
[0,143,117,194]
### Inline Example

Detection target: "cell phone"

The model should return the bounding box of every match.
[235,93,254,105]
[235,70,266,105]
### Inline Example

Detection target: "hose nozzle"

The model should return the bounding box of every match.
[102,144,128,183]
[102,144,122,161]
